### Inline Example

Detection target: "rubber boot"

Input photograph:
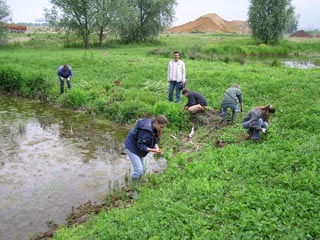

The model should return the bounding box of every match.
[129,177,141,199]
[222,114,227,125]
[247,129,253,139]
[251,129,260,141]
[231,112,238,124]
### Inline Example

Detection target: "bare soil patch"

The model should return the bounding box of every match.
[166,13,250,34]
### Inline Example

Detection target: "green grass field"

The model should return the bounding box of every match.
[1,33,320,239]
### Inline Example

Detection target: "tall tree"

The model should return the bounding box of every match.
[0,0,11,44]
[93,0,124,47]
[248,0,295,44]
[117,0,177,42]
[286,13,299,34]
[45,0,97,48]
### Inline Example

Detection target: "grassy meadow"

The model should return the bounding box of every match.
[1,33,320,239]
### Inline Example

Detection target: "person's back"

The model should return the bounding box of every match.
[220,84,243,125]
[188,91,207,106]
[221,86,242,105]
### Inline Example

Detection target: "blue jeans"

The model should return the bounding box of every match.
[242,118,268,140]
[60,78,72,94]
[221,103,239,115]
[125,148,145,179]
[168,81,182,102]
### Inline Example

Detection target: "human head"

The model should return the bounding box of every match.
[258,104,276,114]
[153,115,169,138]
[232,84,240,89]
[173,50,180,61]
[266,104,275,114]
[63,64,69,71]
[182,88,190,96]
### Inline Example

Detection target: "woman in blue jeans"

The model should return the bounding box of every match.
[242,104,275,141]
[124,115,168,198]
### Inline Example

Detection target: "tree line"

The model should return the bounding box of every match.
[44,0,177,48]
[1,0,300,47]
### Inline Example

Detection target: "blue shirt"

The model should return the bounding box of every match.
[57,65,72,78]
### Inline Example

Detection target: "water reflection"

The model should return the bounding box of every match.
[283,60,320,69]
[0,95,167,240]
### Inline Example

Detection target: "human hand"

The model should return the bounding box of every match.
[154,148,163,154]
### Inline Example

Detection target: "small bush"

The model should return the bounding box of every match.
[154,101,191,130]
[57,88,87,108]
[0,64,23,94]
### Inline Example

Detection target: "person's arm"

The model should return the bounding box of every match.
[147,144,163,154]
[57,67,61,77]
[167,62,171,82]
[68,67,73,79]
[136,130,162,154]
[181,61,186,83]
[238,91,243,112]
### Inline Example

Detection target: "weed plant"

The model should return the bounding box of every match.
[1,33,320,239]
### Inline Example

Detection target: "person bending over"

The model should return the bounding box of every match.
[242,104,275,141]
[124,115,168,199]
[221,84,243,125]
[182,88,208,114]
[57,64,72,94]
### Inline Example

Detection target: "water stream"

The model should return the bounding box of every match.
[0,95,166,240]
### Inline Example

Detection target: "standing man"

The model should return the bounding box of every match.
[167,50,186,103]
[221,84,243,125]
[57,64,72,94]
[182,88,208,114]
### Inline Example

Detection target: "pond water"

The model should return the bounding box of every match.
[0,95,167,240]
[282,60,320,69]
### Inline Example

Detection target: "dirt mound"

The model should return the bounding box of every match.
[289,30,312,38]
[166,13,250,34]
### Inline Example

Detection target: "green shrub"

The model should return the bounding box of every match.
[57,88,87,108]
[154,101,191,130]
[0,64,23,94]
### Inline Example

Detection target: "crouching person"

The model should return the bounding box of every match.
[242,104,275,141]
[124,115,168,199]
[182,88,208,114]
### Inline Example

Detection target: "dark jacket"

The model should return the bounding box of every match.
[185,91,208,108]
[124,119,158,157]
[242,108,264,130]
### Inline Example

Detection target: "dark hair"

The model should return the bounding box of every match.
[182,88,189,95]
[63,64,69,71]
[173,50,180,55]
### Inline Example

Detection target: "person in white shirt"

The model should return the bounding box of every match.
[167,51,186,103]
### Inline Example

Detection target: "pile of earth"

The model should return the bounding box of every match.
[289,30,312,38]
[166,13,251,34]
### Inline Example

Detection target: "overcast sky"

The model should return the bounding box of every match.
[6,0,320,30]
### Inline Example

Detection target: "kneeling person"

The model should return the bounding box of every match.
[242,104,275,141]
[182,88,208,113]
